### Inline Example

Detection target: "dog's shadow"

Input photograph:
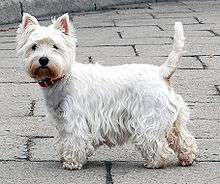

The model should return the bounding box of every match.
[43,160,198,172]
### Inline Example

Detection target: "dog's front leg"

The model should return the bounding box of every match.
[55,99,94,170]
[59,131,91,170]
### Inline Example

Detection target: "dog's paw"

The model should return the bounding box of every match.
[63,161,83,170]
[178,152,196,167]
[144,158,167,169]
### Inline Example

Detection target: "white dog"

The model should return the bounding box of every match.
[16,13,197,170]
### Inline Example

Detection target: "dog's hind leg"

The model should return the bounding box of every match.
[135,137,174,169]
[167,97,198,166]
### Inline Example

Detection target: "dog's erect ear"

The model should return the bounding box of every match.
[21,13,39,29]
[53,13,71,35]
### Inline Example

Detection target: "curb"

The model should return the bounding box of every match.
[0,0,172,25]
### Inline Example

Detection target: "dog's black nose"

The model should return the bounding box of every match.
[39,57,49,66]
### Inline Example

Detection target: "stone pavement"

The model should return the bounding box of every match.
[0,0,220,183]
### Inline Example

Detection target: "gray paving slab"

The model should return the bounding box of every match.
[0,50,16,58]
[0,132,27,160]
[0,83,42,100]
[200,56,220,70]
[0,57,22,67]
[190,120,220,139]
[0,42,15,50]
[115,17,198,27]
[0,0,21,24]
[0,68,32,82]
[159,23,217,31]
[91,56,202,69]
[172,70,218,95]
[122,29,213,39]
[111,162,220,184]
[137,41,220,56]
[0,98,30,117]
[190,103,220,120]
[0,36,16,43]
[0,161,105,184]
[180,94,220,103]
[77,45,135,58]
[0,116,56,137]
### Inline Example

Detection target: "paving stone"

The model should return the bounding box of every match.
[77,45,135,58]
[0,83,43,100]
[0,98,30,117]
[190,120,220,139]
[116,8,153,15]
[0,57,22,67]
[122,29,213,39]
[181,94,220,103]
[200,56,220,70]
[0,161,105,184]
[72,11,154,25]
[150,3,192,13]
[0,36,16,43]
[111,162,220,184]
[77,27,171,46]
[159,23,217,31]
[183,2,220,12]
[0,68,32,82]
[190,103,220,120]
[31,138,58,161]
[155,12,196,18]
[197,139,220,161]
[91,56,202,69]
[0,132,27,160]
[172,70,218,95]
[0,116,56,137]
[115,17,198,27]
[186,37,220,45]
[0,42,15,50]
[136,41,220,56]
[34,99,47,116]
[80,37,171,47]
[0,49,16,58]
[0,0,21,24]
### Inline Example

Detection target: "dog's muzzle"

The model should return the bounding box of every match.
[38,76,65,88]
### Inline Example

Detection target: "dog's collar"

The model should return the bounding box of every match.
[38,76,65,88]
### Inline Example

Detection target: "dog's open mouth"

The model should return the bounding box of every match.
[33,66,57,81]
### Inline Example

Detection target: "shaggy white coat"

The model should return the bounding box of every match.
[17,13,197,170]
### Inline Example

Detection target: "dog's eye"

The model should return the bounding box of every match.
[53,45,59,50]
[31,44,37,51]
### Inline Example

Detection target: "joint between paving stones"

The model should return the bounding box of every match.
[149,13,157,19]
[195,55,208,69]
[131,45,139,56]
[214,85,220,95]
[105,161,113,184]
[18,137,33,161]
[88,56,95,63]
[112,20,116,27]
[206,30,220,37]
[193,17,204,24]
[19,1,24,17]
[28,100,36,116]
[116,31,123,39]
[156,25,164,31]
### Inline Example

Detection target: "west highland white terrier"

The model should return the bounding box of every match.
[16,13,197,170]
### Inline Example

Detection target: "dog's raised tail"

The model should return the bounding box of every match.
[160,22,185,79]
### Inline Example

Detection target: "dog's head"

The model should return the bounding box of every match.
[16,13,77,81]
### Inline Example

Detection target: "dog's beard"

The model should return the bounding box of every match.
[29,63,62,81]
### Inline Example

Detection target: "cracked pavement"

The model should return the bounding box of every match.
[0,0,219,184]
